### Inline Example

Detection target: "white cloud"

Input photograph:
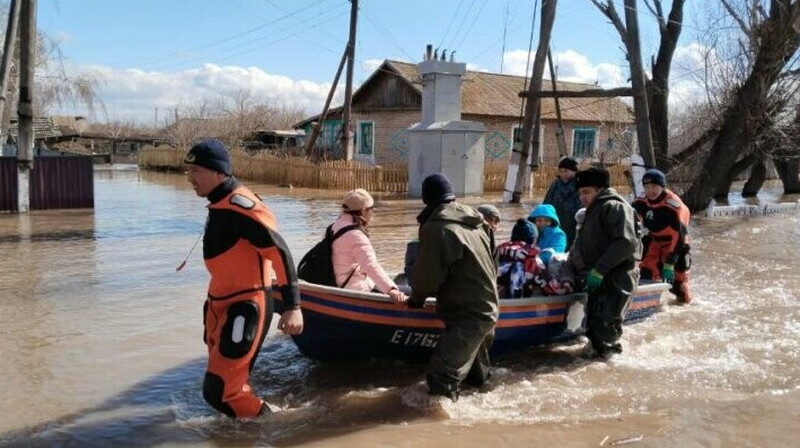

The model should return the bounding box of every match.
[466,63,489,73]
[362,59,384,73]
[501,49,625,87]
[668,43,720,109]
[50,63,344,124]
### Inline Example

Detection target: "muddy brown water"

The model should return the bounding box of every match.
[1,169,799,447]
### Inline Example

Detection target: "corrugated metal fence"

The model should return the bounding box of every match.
[0,156,94,212]
[0,157,17,211]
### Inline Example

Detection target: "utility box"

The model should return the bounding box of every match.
[408,55,486,198]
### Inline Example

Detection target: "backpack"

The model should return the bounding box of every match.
[297,224,362,287]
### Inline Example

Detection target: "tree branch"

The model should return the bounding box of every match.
[643,0,666,30]
[669,126,720,168]
[589,0,629,46]
[720,0,753,40]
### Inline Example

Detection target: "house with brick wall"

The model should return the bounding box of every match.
[295,60,635,166]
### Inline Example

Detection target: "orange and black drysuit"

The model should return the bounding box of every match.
[632,189,692,303]
[201,177,299,418]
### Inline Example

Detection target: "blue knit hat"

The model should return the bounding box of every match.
[511,218,538,244]
[421,173,456,205]
[642,169,666,188]
[184,139,232,176]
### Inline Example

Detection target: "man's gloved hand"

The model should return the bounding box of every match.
[584,269,603,293]
[661,264,675,283]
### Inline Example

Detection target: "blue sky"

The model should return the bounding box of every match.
[35,0,709,123]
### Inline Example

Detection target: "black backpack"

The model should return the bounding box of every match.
[297,224,362,287]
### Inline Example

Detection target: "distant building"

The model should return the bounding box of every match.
[295,59,635,165]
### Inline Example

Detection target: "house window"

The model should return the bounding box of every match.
[357,121,374,156]
[572,127,597,158]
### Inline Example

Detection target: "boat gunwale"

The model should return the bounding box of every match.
[298,281,671,308]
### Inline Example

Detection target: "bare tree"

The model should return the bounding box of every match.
[162,93,306,151]
[681,0,800,210]
[590,0,686,170]
[0,3,100,141]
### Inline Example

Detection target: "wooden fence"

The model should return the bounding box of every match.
[139,147,631,194]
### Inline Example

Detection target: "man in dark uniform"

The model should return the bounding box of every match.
[407,174,499,402]
[632,169,692,304]
[568,166,641,359]
[185,139,303,418]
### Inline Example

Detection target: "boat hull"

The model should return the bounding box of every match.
[275,282,670,361]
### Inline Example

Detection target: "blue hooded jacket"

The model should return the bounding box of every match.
[527,204,567,265]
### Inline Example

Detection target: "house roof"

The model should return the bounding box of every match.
[384,60,633,122]
[8,117,62,139]
[50,116,88,136]
[296,59,634,128]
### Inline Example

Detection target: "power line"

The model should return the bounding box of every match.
[445,0,479,53]
[451,0,490,51]
[360,7,416,62]
[108,0,340,68]
[147,7,349,72]
[437,0,468,50]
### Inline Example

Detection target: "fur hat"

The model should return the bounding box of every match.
[342,189,375,212]
[575,166,610,189]
[184,139,231,176]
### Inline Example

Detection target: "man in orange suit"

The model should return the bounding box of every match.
[185,139,303,418]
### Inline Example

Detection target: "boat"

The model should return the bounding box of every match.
[274,281,671,361]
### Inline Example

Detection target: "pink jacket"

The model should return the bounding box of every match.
[331,214,397,293]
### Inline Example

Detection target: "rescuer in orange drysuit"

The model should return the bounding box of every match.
[185,139,303,418]
[632,169,692,304]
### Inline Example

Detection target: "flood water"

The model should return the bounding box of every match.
[1,169,799,447]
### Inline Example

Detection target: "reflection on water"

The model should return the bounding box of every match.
[0,170,799,447]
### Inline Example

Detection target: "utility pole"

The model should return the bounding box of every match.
[547,48,568,157]
[0,0,20,146]
[303,50,347,155]
[17,0,35,213]
[154,107,158,129]
[340,0,357,160]
[500,1,510,74]
[503,0,557,203]
[623,0,655,168]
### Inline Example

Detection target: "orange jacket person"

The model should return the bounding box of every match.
[632,169,692,304]
[185,139,303,418]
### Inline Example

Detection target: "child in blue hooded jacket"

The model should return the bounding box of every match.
[528,204,567,266]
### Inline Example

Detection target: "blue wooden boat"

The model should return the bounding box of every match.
[274,282,670,361]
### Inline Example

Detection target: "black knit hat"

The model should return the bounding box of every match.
[557,156,579,172]
[421,173,456,205]
[575,166,610,189]
[511,218,538,245]
[184,139,232,176]
[642,169,666,188]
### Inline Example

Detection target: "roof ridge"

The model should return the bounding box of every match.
[385,59,600,88]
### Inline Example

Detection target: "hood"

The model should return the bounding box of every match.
[528,204,560,227]
[428,202,485,229]
[590,187,627,209]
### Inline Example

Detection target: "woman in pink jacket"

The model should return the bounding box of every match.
[331,189,406,303]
